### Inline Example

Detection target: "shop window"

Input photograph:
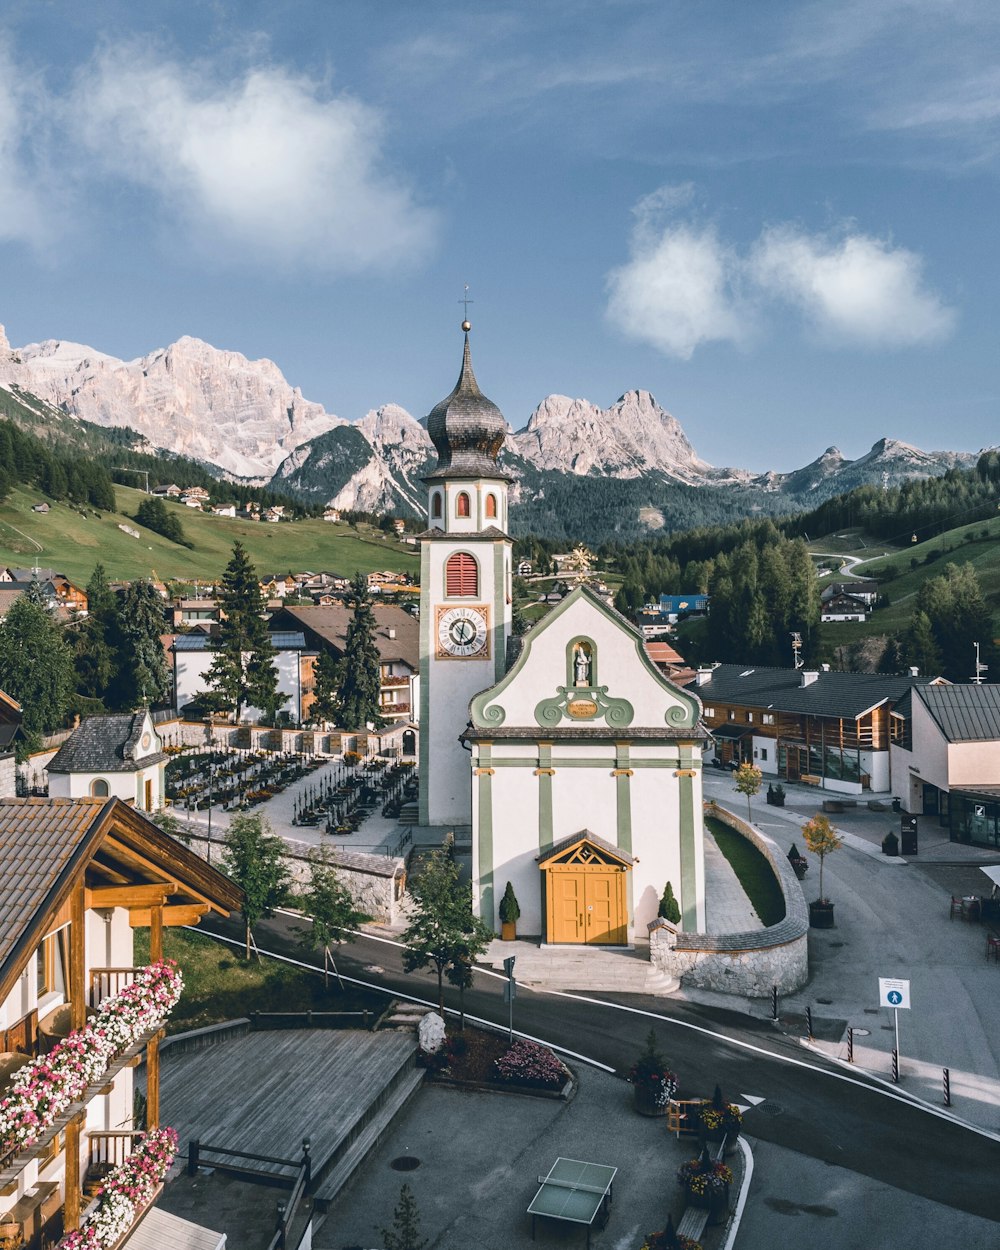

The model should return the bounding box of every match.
[456,492,471,518]
[445,553,478,597]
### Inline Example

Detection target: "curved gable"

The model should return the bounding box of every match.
[470,584,702,734]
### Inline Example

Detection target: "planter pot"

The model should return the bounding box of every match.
[792,861,808,881]
[723,1128,741,1156]
[500,921,516,941]
[809,900,835,929]
[632,1083,670,1117]
[699,1124,726,1145]
[685,1184,729,1217]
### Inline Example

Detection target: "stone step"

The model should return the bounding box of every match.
[489,952,678,996]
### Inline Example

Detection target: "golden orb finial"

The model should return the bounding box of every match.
[461,319,471,332]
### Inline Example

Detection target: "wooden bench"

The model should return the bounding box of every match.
[800,774,821,787]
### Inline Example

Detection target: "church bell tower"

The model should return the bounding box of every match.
[418,320,513,828]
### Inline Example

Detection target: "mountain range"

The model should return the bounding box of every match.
[0,326,983,540]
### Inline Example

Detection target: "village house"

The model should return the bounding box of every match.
[170,631,310,724]
[270,603,418,724]
[46,710,169,813]
[0,796,239,1248]
[686,662,940,794]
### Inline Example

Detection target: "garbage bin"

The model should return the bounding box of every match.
[891,797,901,813]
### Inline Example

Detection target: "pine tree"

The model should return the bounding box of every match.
[335,573,384,730]
[380,1183,428,1250]
[116,580,171,708]
[73,563,120,706]
[208,542,283,722]
[0,594,74,758]
[310,649,342,724]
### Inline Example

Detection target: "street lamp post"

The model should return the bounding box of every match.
[204,717,214,865]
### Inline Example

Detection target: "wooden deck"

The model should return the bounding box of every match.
[153,1029,417,1181]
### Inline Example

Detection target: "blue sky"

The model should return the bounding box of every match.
[1,0,997,471]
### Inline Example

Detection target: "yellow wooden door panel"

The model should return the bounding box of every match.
[553,874,585,943]
[585,873,615,944]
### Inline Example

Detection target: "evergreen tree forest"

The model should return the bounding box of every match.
[0,418,116,511]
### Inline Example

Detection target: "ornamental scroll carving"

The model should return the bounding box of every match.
[534,685,634,728]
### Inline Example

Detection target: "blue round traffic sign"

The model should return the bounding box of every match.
[887,990,902,1005]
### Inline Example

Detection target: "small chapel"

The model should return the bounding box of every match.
[418,323,708,945]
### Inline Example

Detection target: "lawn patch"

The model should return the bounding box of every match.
[705,816,785,927]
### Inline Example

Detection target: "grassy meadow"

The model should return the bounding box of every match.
[0,484,419,583]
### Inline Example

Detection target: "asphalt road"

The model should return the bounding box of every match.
[200,912,1000,1224]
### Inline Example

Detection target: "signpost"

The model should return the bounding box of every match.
[900,815,918,856]
[503,956,516,1042]
[878,977,910,1082]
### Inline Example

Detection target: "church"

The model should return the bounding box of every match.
[417,323,708,945]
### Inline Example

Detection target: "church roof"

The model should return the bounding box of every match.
[47,712,166,774]
[424,328,512,483]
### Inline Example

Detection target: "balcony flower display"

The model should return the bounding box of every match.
[59,1127,179,1249]
[0,961,182,1162]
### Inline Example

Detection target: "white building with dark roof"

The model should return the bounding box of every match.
[170,632,308,724]
[46,710,167,811]
[890,683,1000,847]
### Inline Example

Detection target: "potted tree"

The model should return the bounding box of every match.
[733,762,763,823]
[498,881,520,941]
[802,813,843,928]
[658,881,681,925]
[627,1028,678,1117]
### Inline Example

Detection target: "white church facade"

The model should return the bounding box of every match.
[418,324,707,946]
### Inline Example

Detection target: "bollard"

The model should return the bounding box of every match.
[806,1006,814,1041]
[943,1067,951,1107]
[771,985,779,1021]
[891,1048,899,1083]
[847,1027,854,1064]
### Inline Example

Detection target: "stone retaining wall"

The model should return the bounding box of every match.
[649,802,808,997]
[184,830,405,926]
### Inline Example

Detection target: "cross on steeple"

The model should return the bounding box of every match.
[458,284,474,324]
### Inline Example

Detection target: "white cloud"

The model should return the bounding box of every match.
[607,189,955,357]
[750,226,956,346]
[69,46,438,272]
[605,187,749,359]
[0,55,52,246]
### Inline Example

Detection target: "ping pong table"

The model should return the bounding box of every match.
[528,1157,618,1247]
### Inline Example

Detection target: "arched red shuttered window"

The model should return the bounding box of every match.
[431,493,443,518]
[446,552,479,597]
[485,494,497,519]
[456,491,471,518]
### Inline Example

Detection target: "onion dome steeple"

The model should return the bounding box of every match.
[425,323,511,481]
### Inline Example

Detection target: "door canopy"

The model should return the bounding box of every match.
[537,830,634,871]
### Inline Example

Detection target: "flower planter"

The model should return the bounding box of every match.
[685,1184,729,1217]
[632,1082,671,1117]
[500,921,516,941]
[809,900,835,928]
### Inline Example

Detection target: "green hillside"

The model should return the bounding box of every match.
[816,511,1000,647]
[0,484,418,583]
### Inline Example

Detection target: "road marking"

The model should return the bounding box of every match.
[741,1094,766,1106]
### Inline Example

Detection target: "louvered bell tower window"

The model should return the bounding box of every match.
[446,553,478,597]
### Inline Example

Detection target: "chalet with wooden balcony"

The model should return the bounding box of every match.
[0,797,241,1249]
[685,663,939,794]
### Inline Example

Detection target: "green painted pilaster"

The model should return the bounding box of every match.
[493,541,506,682]
[677,743,698,931]
[615,742,634,923]
[477,743,495,927]
[536,742,553,851]
[418,541,431,826]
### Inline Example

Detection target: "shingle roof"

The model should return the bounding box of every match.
[686,663,932,719]
[0,797,111,979]
[47,713,166,774]
[271,604,418,669]
[537,829,635,867]
[917,684,1000,742]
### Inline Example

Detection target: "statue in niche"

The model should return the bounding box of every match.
[573,641,593,687]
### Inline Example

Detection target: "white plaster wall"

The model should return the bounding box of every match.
[910,700,950,792]
[423,536,510,827]
[174,650,213,712]
[947,740,1000,786]
[861,749,890,793]
[48,764,163,810]
[175,648,302,722]
[483,768,543,933]
[750,736,777,772]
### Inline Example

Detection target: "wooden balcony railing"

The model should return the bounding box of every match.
[87,1130,144,1173]
[90,967,141,1008]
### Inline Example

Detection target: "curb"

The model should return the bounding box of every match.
[719,1134,754,1250]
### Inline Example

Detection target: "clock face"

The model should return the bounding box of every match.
[436,605,490,659]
